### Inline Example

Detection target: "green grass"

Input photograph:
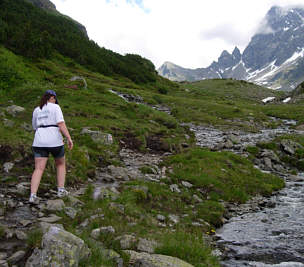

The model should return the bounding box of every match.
[164,148,284,204]
[155,230,220,267]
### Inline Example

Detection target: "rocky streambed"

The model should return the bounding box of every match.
[189,119,304,266]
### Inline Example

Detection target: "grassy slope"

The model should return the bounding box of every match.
[2,45,304,266]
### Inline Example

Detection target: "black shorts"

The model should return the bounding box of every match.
[32,146,65,159]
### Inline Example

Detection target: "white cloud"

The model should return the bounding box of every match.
[51,0,304,69]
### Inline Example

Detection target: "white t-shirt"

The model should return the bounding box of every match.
[32,102,65,147]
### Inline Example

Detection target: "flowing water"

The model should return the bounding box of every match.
[190,121,304,266]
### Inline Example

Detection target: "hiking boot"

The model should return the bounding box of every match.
[29,194,40,205]
[57,188,69,198]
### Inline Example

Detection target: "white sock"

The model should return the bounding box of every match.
[58,187,65,192]
[30,193,37,197]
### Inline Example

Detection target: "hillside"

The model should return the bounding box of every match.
[1,1,304,266]
[0,0,173,86]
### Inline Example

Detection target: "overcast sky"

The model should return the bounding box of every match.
[51,0,304,69]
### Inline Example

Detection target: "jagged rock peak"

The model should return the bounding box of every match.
[232,47,241,57]
[265,5,304,32]
[219,50,231,57]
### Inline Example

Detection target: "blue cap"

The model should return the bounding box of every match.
[45,90,58,104]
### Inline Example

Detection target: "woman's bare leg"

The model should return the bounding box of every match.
[55,156,66,188]
[31,157,48,194]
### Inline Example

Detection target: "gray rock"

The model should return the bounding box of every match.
[38,215,62,223]
[3,162,14,173]
[91,226,115,239]
[0,253,7,260]
[0,260,8,267]
[124,250,194,267]
[67,195,84,207]
[156,214,166,222]
[115,234,137,249]
[21,122,33,132]
[6,105,25,116]
[3,119,14,127]
[181,181,193,188]
[0,207,5,216]
[93,187,118,201]
[46,199,65,211]
[260,149,280,163]
[64,207,77,219]
[81,128,113,145]
[170,184,181,193]
[168,214,179,224]
[137,238,158,253]
[25,226,90,267]
[280,139,302,155]
[7,251,26,264]
[193,194,203,203]
[15,230,27,240]
[108,165,129,180]
[39,222,64,234]
[16,184,28,196]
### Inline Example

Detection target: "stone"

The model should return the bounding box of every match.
[156,214,166,222]
[108,165,129,180]
[25,226,90,267]
[39,222,64,234]
[93,187,118,201]
[170,184,181,193]
[0,253,7,260]
[7,251,26,264]
[64,207,77,219]
[91,226,115,239]
[15,230,27,240]
[181,181,193,188]
[16,184,28,196]
[168,214,179,224]
[0,207,5,216]
[81,128,113,145]
[90,228,101,240]
[6,105,25,116]
[19,220,32,227]
[70,76,87,89]
[193,194,203,203]
[3,162,14,173]
[3,119,14,127]
[38,215,62,223]
[67,195,84,207]
[137,238,158,253]
[115,234,137,249]
[0,260,8,267]
[280,139,302,155]
[21,122,33,132]
[124,250,194,267]
[46,199,65,211]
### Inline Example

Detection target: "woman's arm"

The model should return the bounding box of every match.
[57,121,73,150]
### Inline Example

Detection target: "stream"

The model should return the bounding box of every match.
[190,120,304,267]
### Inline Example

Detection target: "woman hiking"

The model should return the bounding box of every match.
[29,90,73,203]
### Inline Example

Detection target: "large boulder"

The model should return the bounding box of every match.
[81,128,113,145]
[25,226,90,267]
[6,105,25,117]
[124,250,194,267]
